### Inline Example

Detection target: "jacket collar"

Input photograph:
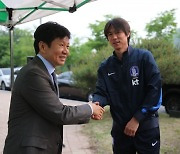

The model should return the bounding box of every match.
[113,46,132,57]
[33,56,51,77]
[37,54,55,76]
[112,46,133,63]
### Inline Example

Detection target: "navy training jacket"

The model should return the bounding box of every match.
[93,46,162,135]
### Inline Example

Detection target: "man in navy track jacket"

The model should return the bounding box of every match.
[93,17,162,154]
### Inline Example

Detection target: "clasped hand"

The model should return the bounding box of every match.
[89,102,105,120]
[124,117,139,137]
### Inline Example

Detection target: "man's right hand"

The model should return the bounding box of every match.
[89,102,105,120]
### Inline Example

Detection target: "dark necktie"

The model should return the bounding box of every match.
[52,72,63,148]
[51,72,59,96]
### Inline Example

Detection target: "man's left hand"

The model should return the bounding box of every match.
[124,117,139,137]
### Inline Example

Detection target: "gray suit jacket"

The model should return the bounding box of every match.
[3,56,92,154]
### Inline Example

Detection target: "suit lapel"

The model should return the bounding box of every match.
[33,56,59,96]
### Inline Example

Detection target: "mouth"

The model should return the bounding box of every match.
[59,56,67,61]
[113,41,120,45]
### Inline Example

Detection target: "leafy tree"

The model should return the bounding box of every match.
[129,30,140,46]
[58,37,95,73]
[136,38,175,59]
[13,28,34,66]
[137,9,180,85]
[0,30,9,57]
[157,54,180,85]
[173,28,180,50]
[71,44,113,92]
[136,38,180,85]
[145,9,177,40]
[0,29,9,67]
[86,15,115,50]
[0,28,34,67]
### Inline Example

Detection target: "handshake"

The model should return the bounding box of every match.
[89,102,105,120]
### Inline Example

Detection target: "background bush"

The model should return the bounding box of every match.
[136,38,180,85]
[71,45,112,92]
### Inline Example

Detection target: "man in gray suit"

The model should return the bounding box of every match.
[3,22,104,154]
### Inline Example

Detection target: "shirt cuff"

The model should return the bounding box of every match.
[88,104,93,115]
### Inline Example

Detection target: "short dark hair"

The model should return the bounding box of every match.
[34,21,71,55]
[104,17,131,43]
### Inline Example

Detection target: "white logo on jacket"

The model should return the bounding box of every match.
[108,72,115,76]
[132,77,139,86]
[152,141,158,146]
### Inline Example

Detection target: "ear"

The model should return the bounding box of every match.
[38,41,47,54]
[127,32,130,38]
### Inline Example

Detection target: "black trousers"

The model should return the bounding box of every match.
[112,127,160,154]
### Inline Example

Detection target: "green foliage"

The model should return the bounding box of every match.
[173,28,180,49]
[13,28,35,66]
[136,38,180,85]
[136,8,180,85]
[0,28,34,67]
[87,15,115,50]
[136,38,174,59]
[59,37,96,73]
[145,9,177,40]
[71,45,113,92]
[0,29,10,67]
[157,53,180,85]
[129,30,139,45]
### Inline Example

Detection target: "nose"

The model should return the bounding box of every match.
[62,47,69,55]
[111,33,118,39]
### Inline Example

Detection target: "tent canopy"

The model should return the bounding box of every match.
[0,0,95,28]
[0,0,96,89]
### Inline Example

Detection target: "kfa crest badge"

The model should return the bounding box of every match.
[130,66,139,77]
[130,66,139,86]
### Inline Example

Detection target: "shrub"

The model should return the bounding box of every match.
[71,45,112,92]
[157,54,180,84]
[136,38,180,85]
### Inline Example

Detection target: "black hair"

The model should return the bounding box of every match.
[104,17,131,44]
[33,21,71,55]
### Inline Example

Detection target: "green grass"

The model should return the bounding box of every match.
[82,106,180,154]
[159,113,180,154]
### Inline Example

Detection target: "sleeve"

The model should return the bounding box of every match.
[93,66,110,107]
[21,69,92,125]
[134,51,162,122]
